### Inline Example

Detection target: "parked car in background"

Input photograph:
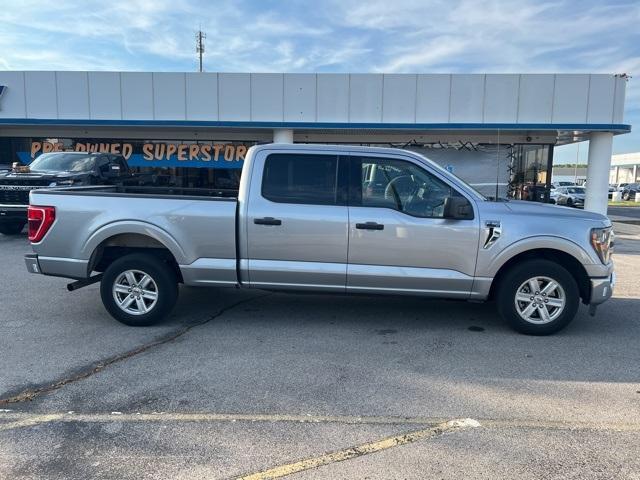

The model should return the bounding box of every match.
[551,181,576,189]
[522,183,549,203]
[25,144,615,335]
[0,152,151,235]
[555,186,586,208]
[621,183,640,201]
[615,183,629,192]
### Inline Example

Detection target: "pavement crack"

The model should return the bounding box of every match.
[0,293,271,405]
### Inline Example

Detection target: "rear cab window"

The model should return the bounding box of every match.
[262,153,344,205]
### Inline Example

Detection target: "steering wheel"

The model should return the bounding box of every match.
[384,175,419,206]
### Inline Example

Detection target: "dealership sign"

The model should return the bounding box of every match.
[25,141,249,169]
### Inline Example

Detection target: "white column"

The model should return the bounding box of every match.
[634,165,638,182]
[584,132,614,215]
[273,129,294,143]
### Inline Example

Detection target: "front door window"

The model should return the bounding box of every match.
[353,157,458,218]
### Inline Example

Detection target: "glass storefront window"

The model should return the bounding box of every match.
[0,137,255,189]
[0,136,553,202]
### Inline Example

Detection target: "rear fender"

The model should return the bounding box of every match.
[82,221,187,266]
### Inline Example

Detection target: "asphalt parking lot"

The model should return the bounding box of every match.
[1,226,639,479]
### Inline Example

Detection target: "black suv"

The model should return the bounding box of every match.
[621,183,640,201]
[0,152,147,235]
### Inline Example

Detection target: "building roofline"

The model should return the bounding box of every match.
[0,118,631,134]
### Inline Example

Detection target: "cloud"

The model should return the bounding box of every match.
[0,0,638,153]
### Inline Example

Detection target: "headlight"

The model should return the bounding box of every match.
[590,227,613,264]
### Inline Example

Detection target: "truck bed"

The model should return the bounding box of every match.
[29,185,238,283]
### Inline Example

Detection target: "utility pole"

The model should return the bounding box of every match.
[196,30,206,72]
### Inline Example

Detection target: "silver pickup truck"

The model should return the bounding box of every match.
[24,144,615,335]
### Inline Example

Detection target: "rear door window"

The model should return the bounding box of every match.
[262,154,340,205]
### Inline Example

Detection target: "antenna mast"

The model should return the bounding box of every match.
[196,30,206,72]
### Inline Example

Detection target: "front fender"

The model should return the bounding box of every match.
[81,220,187,265]
[482,235,596,278]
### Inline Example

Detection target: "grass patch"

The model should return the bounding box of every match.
[608,200,640,207]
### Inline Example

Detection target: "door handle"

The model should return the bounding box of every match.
[254,217,282,226]
[356,222,384,230]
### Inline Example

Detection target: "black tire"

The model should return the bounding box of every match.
[566,197,573,207]
[0,221,26,235]
[623,192,630,201]
[100,253,178,326]
[496,259,580,335]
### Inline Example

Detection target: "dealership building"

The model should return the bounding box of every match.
[610,152,640,185]
[0,71,630,214]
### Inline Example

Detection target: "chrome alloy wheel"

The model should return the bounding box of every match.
[112,269,159,315]
[514,276,566,324]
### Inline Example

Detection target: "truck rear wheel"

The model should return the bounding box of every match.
[0,221,26,235]
[496,259,579,335]
[100,254,178,326]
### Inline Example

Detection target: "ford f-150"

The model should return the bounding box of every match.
[24,144,615,335]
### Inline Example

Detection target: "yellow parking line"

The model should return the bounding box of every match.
[0,411,638,432]
[234,418,480,480]
[0,411,450,428]
[0,414,64,432]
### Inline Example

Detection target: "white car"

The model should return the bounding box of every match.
[555,186,586,208]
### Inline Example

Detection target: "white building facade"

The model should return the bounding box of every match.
[610,152,640,185]
[0,71,630,214]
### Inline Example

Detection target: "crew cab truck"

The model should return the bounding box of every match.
[0,151,146,235]
[24,144,615,335]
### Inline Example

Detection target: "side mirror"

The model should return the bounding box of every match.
[443,196,474,220]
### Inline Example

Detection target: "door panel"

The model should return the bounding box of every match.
[347,155,480,297]
[348,207,479,296]
[247,202,348,289]
[246,152,348,291]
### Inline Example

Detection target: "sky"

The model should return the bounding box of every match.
[0,0,638,164]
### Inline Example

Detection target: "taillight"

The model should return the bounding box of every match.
[28,205,56,243]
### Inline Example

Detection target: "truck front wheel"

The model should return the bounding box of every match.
[100,254,178,326]
[496,259,579,335]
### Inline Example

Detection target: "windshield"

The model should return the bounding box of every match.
[28,153,99,172]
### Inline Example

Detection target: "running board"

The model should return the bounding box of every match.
[67,274,103,292]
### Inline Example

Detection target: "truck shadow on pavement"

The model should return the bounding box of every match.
[169,286,640,381]
[175,284,638,339]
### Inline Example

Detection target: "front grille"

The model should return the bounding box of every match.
[0,178,51,187]
[0,190,30,205]
[0,177,51,205]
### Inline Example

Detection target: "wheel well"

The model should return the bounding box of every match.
[89,233,183,282]
[489,249,590,303]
